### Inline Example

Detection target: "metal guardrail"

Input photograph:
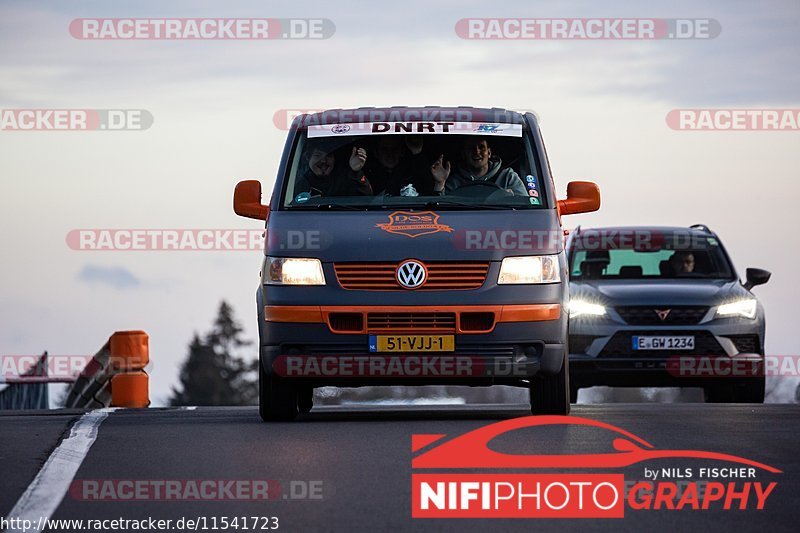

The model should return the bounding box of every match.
[0,353,49,410]
[0,331,150,410]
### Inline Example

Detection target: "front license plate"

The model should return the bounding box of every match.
[632,336,695,350]
[369,335,455,352]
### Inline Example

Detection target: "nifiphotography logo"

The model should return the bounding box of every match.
[411,416,780,518]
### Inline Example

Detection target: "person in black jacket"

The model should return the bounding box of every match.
[292,138,372,202]
[363,136,430,196]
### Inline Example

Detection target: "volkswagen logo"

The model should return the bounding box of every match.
[396,260,427,289]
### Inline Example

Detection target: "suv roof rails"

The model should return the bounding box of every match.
[690,224,714,234]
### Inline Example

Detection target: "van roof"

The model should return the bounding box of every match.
[292,106,530,127]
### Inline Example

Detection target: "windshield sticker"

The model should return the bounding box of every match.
[376,211,454,238]
[308,121,523,138]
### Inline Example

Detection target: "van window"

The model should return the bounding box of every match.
[280,126,545,210]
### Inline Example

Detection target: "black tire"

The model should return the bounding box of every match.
[705,377,765,403]
[298,387,314,413]
[732,377,765,403]
[259,359,299,421]
[704,383,732,403]
[530,352,571,415]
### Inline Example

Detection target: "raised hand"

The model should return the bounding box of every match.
[430,154,451,191]
[349,146,367,171]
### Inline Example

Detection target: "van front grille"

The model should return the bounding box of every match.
[334,261,489,291]
[366,312,457,332]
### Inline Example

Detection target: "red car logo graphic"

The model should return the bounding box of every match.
[412,416,781,472]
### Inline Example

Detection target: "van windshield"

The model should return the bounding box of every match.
[280,123,545,210]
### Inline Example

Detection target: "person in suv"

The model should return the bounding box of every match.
[566,224,771,403]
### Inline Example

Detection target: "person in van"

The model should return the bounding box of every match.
[429,137,528,196]
[292,138,372,201]
[363,136,429,196]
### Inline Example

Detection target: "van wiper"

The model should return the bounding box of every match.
[422,200,514,210]
[290,203,372,211]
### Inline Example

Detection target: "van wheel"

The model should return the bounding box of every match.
[298,387,314,413]
[530,352,571,415]
[259,360,299,421]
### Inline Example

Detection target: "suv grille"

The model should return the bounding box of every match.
[334,261,489,291]
[616,306,709,325]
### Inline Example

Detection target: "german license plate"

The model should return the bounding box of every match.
[368,335,454,353]
[633,336,695,350]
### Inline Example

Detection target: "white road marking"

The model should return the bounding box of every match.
[5,408,116,531]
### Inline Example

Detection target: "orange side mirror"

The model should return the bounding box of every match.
[557,181,601,216]
[233,180,270,220]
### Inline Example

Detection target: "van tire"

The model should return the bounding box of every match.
[298,387,314,413]
[259,361,299,421]
[530,352,571,415]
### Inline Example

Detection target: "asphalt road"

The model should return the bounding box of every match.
[1,404,798,532]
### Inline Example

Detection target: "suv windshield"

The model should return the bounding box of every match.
[280,122,544,210]
[569,232,735,281]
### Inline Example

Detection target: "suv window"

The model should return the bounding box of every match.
[569,233,735,280]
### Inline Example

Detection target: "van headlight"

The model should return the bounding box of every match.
[265,257,326,285]
[498,255,560,284]
[569,300,607,318]
[715,299,757,319]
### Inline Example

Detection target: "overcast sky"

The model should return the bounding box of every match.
[1,0,798,404]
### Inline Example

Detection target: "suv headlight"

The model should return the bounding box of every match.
[265,257,325,285]
[569,300,606,318]
[715,299,757,319]
[498,255,560,284]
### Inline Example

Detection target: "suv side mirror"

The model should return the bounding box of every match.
[557,181,601,216]
[744,268,771,290]
[233,180,270,220]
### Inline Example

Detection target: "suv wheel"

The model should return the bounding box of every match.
[733,376,765,403]
[530,352,571,415]
[259,360,299,421]
[704,376,765,403]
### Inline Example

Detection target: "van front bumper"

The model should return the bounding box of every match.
[258,304,566,387]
